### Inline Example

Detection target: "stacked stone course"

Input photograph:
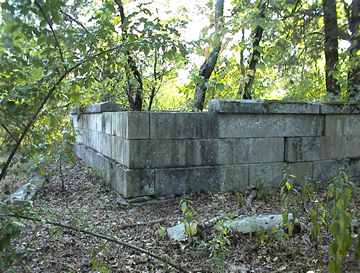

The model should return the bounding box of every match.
[71,100,360,198]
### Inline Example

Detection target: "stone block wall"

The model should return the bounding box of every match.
[71,100,360,198]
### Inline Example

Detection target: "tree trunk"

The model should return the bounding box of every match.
[114,0,143,111]
[242,0,268,99]
[193,0,224,111]
[348,0,360,100]
[323,0,340,97]
[237,28,246,98]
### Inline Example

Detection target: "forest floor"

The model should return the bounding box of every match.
[4,161,360,273]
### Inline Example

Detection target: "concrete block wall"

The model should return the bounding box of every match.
[71,100,360,198]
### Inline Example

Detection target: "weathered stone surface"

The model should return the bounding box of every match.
[167,223,187,241]
[285,137,320,162]
[320,103,360,114]
[167,213,294,241]
[112,112,149,139]
[102,112,113,134]
[154,165,247,197]
[313,160,349,181]
[319,136,344,160]
[218,114,323,138]
[155,167,221,197]
[6,175,46,204]
[219,165,249,192]
[150,112,217,139]
[287,162,313,183]
[73,101,360,199]
[208,99,320,114]
[249,163,286,187]
[224,213,294,234]
[325,115,360,136]
[128,138,283,168]
[348,158,360,178]
[74,144,153,197]
[111,137,129,166]
[70,102,124,114]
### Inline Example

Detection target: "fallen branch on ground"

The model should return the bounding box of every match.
[2,213,190,273]
[118,218,166,230]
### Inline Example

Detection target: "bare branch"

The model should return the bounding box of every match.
[60,9,90,34]
[2,213,190,273]
[0,124,18,143]
[35,1,67,71]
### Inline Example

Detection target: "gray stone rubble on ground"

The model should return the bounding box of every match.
[166,213,294,241]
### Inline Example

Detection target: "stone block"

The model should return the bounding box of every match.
[150,112,217,139]
[239,138,284,163]
[112,112,149,139]
[208,99,320,114]
[219,165,249,192]
[319,136,345,160]
[325,115,360,136]
[320,103,360,114]
[344,136,360,158]
[70,102,124,114]
[285,137,320,162]
[124,169,155,197]
[313,160,349,181]
[86,114,103,132]
[348,158,360,179]
[218,114,323,138]
[249,163,286,187]
[102,112,113,134]
[71,114,79,128]
[155,167,221,197]
[287,162,313,183]
[111,137,129,166]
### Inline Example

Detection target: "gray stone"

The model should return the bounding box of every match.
[87,114,103,132]
[6,175,46,204]
[102,112,113,134]
[287,162,313,183]
[217,114,323,138]
[285,137,321,162]
[313,160,349,181]
[219,165,249,192]
[167,213,294,241]
[167,223,187,241]
[112,112,149,139]
[70,102,124,114]
[224,213,294,234]
[150,112,217,139]
[325,115,360,136]
[249,163,286,187]
[208,99,320,114]
[154,167,221,197]
[320,103,360,114]
[319,136,345,160]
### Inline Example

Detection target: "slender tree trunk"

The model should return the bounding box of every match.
[194,0,224,111]
[242,0,268,99]
[348,0,360,99]
[238,28,246,98]
[114,0,143,111]
[323,0,340,96]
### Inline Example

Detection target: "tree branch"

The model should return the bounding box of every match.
[35,1,67,72]
[1,124,18,143]
[2,213,189,273]
[60,9,90,34]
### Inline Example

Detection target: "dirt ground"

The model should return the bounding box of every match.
[4,161,360,273]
